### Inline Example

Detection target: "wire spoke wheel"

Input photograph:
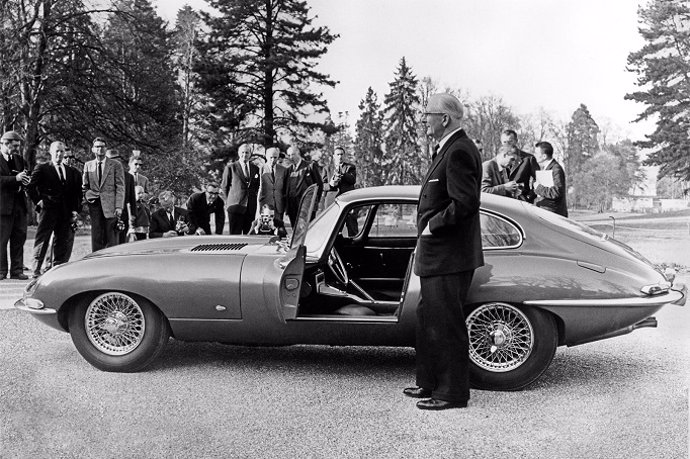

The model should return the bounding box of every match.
[85,293,146,356]
[467,302,534,372]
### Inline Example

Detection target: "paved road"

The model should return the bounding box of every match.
[2,277,688,458]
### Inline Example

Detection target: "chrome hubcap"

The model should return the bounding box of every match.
[466,303,534,372]
[85,293,145,356]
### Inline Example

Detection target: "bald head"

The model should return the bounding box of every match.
[427,93,464,121]
[49,141,65,165]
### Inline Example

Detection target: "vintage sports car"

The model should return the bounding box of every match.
[16,185,686,390]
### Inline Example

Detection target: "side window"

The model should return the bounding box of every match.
[370,203,418,237]
[480,212,522,249]
[341,204,372,238]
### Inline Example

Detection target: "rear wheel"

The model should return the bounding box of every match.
[68,292,170,372]
[466,302,557,391]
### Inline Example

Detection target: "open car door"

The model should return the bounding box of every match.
[279,184,319,320]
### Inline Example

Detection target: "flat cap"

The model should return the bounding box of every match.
[1,131,22,142]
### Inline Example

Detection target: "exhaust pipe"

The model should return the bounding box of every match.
[632,316,657,330]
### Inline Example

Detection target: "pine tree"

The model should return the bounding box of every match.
[564,103,600,176]
[383,57,421,185]
[626,0,690,182]
[354,87,385,187]
[195,0,338,147]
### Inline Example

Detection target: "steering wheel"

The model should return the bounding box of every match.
[328,247,349,285]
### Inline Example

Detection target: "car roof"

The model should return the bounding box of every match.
[335,185,526,216]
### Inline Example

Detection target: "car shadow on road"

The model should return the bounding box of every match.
[152,339,416,377]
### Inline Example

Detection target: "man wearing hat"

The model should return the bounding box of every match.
[82,138,125,252]
[0,131,30,280]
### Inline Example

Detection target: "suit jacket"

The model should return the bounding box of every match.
[132,172,149,193]
[27,162,81,214]
[0,153,28,216]
[414,129,484,277]
[287,160,322,200]
[149,206,190,238]
[123,171,137,222]
[481,159,514,196]
[258,163,288,215]
[221,160,260,215]
[82,157,125,218]
[507,149,540,202]
[186,191,225,235]
[535,159,568,217]
[322,161,356,207]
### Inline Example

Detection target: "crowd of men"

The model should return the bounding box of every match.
[0,132,358,280]
[1,122,568,282]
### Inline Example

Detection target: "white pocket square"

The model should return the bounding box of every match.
[428,178,439,182]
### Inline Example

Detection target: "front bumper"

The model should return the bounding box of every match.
[14,298,56,315]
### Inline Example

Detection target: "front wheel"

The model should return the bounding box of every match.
[68,292,170,372]
[466,302,557,391]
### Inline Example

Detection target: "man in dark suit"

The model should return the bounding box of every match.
[405,93,484,411]
[533,141,568,217]
[27,141,82,278]
[221,143,260,234]
[321,146,357,235]
[106,150,137,244]
[258,147,288,221]
[149,190,191,238]
[82,138,125,252]
[481,145,519,196]
[285,145,322,228]
[0,130,30,280]
[186,183,225,235]
[502,129,540,202]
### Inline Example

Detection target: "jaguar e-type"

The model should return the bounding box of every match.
[16,185,686,390]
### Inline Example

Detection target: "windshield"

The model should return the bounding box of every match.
[303,201,341,258]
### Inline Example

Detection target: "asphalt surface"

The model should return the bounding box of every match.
[1,276,688,458]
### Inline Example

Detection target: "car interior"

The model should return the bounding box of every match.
[297,202,418,319]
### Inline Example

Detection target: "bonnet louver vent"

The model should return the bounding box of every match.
[190,243,248,252]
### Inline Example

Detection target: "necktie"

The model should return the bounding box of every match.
[168,211,174,227]
[58,166,65,183]
[243,161,248,177]
[271,165,275,182]
[97,161,102,182]
[432,145,439,161]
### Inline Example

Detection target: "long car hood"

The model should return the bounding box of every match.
[83,235,282,259]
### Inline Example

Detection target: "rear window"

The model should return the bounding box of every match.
[480,212,522,249]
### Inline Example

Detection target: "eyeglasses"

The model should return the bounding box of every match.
[208,192,219,195]
[134,162,142,166]
[422,112,447,117]
[64,156,75,159]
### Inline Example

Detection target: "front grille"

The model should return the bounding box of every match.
[190,243,248,252]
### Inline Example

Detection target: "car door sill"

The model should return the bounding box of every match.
[292,315,399,323]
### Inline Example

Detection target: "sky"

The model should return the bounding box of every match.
[153,0,652,141]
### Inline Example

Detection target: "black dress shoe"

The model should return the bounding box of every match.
[403,387,432,398]
[10,273,29,280]
[0,273,6,280]
[416,398,468,410]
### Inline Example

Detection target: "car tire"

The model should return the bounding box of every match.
[68,292,170,372]
[466,302,557,391]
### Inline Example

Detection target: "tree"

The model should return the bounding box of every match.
[171,5,202,149]
[354,87,385,187]
[564,103,600,177]
[626,0,690,184]
[571,151,632,212]
[465,95,520,160]
[195,0,338,147]
[382,57,421,185]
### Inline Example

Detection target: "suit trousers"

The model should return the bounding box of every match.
[88,201,119,252]
[415,270,474,402]
[227,211,251,235]
[0,204,27,276]
[31,207,72,275]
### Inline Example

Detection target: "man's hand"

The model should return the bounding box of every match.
[421,223,432,236]
[504,181,518,193]
[163,230,177,238]
[115,208,122,218]
[195,228,206,235]
[16,170,29,185]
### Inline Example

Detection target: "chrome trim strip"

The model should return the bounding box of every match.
[14,300,57,315]
[292,315,399,323]
[524,289,684,307]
